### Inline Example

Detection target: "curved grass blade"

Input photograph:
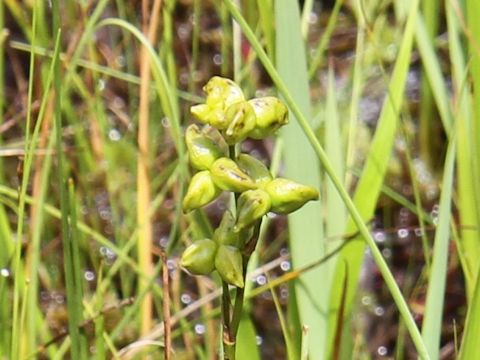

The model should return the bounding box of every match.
[421,139,456,359]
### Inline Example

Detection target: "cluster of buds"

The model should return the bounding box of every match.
[180,77,319,287]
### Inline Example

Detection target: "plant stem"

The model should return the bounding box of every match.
[230,221,261,335]
[221,281,234,359]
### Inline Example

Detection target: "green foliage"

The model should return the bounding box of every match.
[1,0,479,359]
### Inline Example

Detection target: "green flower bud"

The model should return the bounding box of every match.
[180,238,217,275]
[236,154,272,187]
[213,211,253,248]
[203,76,245,110]
[185,124,227,170]
[215,245,244,288]
[213,211,238,246]
[190,103,211,125]
[183,171,221,212]
[248,97,288,139]
[210,157,257,192]
[235,189,271,231]
[223,101,257,144]
[265,178,319,214]
[190,77,245,130]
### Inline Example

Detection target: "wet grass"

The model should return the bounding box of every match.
[0,0,479,359]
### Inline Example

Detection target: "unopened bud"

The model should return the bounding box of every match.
[180,238,217,275]
[215,245,244,288]
[185,124,227,170]
[213,211,238,246]
[210,157,257,192]
[183,171,221,212]
[265,178,319,214]
[235,189,271,231]
[236,154,272,187]
[248,97,288,139]
[204,76,245,110]
[224,101,256,144]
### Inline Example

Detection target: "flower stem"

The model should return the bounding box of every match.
[221,281,234,359]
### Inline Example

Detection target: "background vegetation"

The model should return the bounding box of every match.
[0,0,479,359]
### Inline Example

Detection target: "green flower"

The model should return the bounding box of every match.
[215,245,244,288]
[183,171,221,212]
[235,189,271,231]
[265,178,319,214]
[180,238,217,275]
[236,153,272,187]
[248,97,288,139]
[190,77,245,130]
[223,101,257,144]
[185,124,227,170]
[210,157,257,192]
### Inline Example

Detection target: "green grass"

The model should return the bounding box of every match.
[1,0,479,359]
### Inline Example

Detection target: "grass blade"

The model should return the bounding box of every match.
[327,0,422,351]
[421,139,456,359]
[275,2,326,358]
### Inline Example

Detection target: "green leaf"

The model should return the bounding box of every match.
[275,1,327,358]
[421,139,456,359]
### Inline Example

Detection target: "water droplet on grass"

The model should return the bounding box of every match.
[0,268,10,277]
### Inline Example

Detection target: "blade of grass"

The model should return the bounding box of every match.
[267,273,296,360]
[308,0,344,78]
[415,15,453,137]
[459,264,480,359]
[63,179,88,359]
[11,6,40,358]
[275,2,326,359]
[421,138,456,359]
[448,0,480,298]
[466,0,480,176]
[328,0,423,352]
[325,64,346,255]
[418,0,440,168]
[235,314,261,360]
[224,0,430,357]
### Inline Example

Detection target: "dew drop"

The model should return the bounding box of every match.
[397,228,409,239]
[194,323,205,335]
[213,54,222,65]
[108,129,121,141]
[255,275,266,285]
[84,270,95,282]
[374,306,385,316]
[361,296,372,306]
[373,231,386,243]
[0,268,10,277]
[181,293,192,305]
[377,346,388,356]
[280,261,291,272]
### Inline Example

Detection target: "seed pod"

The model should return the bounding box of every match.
[185,124,227,170]
[265,178,319,214]
[183,171,221,212]
[236,154,272,187]
[203,76,245,111]
[180,238,217,275]
[235,189,271,231]
[215,245,244,288]
[210,157,257,192]
[223,101,257,144]
[248,97,288,139]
